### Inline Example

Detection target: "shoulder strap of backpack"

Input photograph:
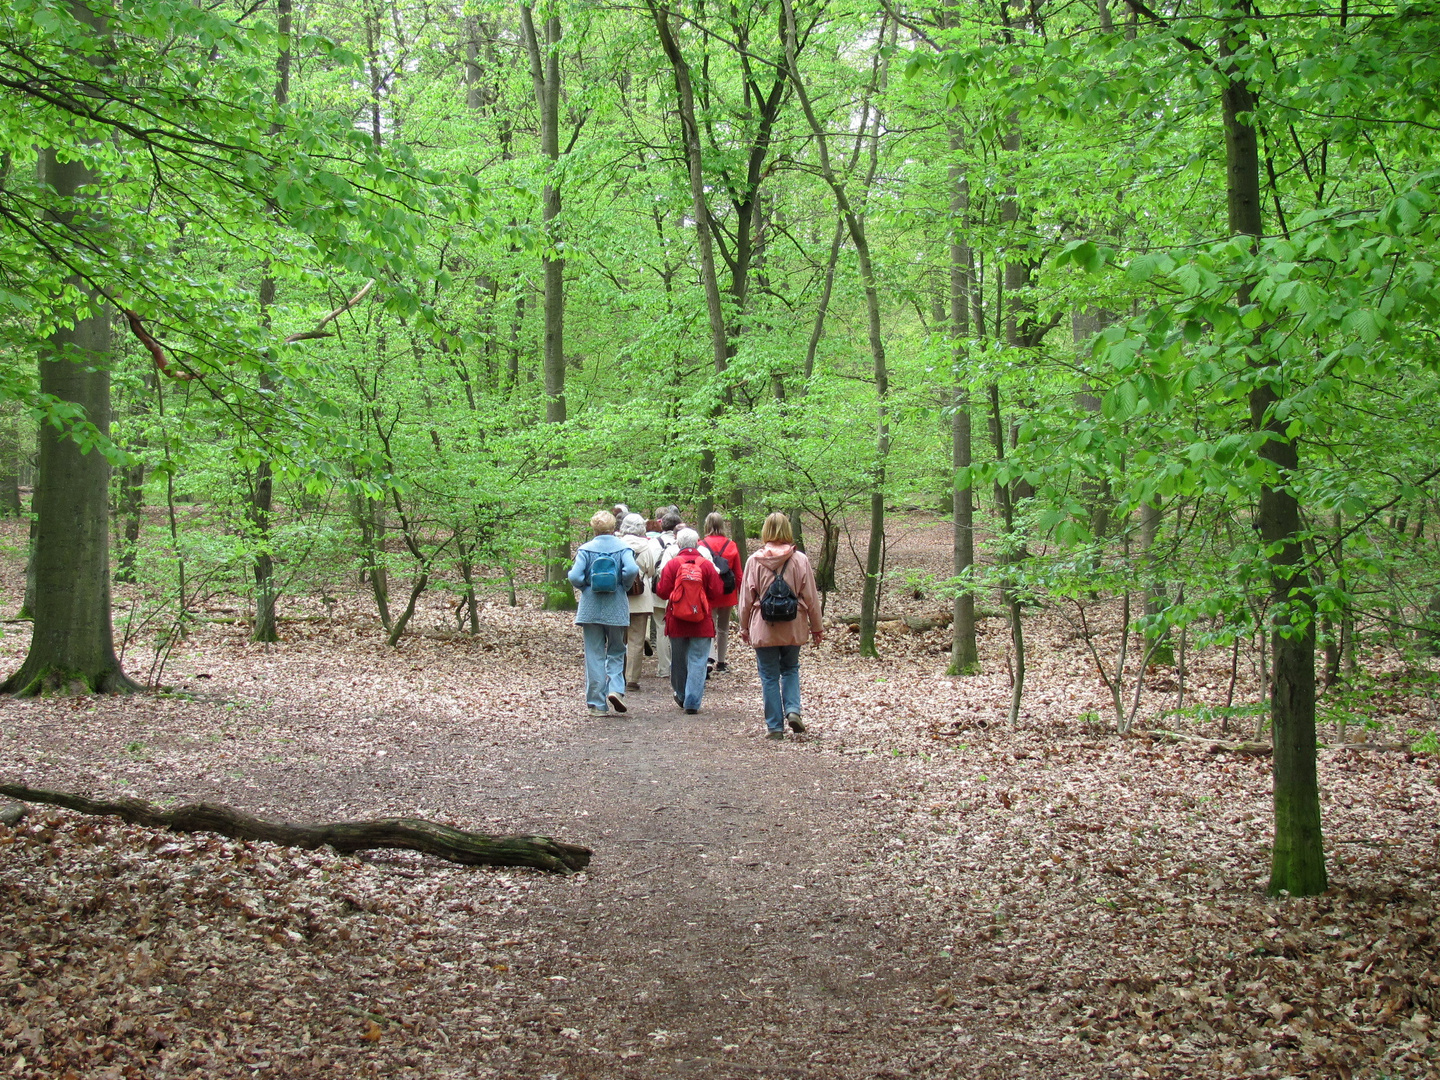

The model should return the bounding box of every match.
[770,553,792,589]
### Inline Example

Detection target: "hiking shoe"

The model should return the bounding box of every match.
[608,693,627,714]
[766,730,785,741]
[715,661,728,673]
[587,705,608,716]
[684,708,698,715]
[786,712,806,733]
[673,692,684,709]
[626,681,641,690]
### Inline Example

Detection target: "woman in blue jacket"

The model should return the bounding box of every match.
[567,510,640,715]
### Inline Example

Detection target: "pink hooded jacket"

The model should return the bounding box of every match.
[737,542,824,648]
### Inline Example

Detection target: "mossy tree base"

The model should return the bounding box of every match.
[0,663,139,697]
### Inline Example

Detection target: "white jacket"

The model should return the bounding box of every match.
[622,534,660,614]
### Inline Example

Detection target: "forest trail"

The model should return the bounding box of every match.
[435,669,1065,1079]
[4,590,1439,1080]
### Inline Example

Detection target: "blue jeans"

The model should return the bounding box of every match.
[669,635,711,710]
[582,623,627,710]
[755,645,801,732]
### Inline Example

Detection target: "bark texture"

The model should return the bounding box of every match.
[2,142,135,696]
[0,783,591,874]
[1221,24,1324,896]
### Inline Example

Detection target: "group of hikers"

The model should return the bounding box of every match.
[566,507,824,740]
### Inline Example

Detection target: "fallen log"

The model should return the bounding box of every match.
[839,611,955,632]
[1134,730,1272,755]
[1135,731,1421,756]
[0,803,26,827]
[0,783,590,874]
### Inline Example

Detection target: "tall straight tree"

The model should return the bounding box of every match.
[947,128,978,675]
[647,0,731,513]
[646,0,794,536]
[1218,13,1322,898]
[250,0,293,645]
[520,2,574,610]
[1117,0,1324,894]
[781,0,892,657]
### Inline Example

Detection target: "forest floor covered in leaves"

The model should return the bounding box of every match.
[0,514,1437,1079]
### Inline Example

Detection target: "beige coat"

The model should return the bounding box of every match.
[621,534,660,614]
[737,542,823,648]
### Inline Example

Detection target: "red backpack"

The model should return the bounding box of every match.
[670,556,712,622]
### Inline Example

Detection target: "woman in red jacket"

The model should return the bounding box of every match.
[654,529,725,713]
[737,512,823,740]
[700,512,741,673]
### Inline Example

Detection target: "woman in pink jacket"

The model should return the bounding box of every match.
[737,512,824,740]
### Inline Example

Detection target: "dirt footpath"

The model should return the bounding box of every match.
[0,608,1076,1080]
[392,671,1070,1079]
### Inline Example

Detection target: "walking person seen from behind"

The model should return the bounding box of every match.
[700,512,741,673]
[737,512,823,740]
[617,513,660,689]
[567,510,640,716]
[654,528,724,714]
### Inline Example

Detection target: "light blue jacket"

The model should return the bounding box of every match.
[567,535,640,626]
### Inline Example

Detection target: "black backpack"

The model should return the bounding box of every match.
[758,554,798,622]
[703,537,737,592]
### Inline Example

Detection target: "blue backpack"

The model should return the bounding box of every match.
[589,548,622,594]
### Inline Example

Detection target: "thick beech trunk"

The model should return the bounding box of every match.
[2,143,135,696]
[0,783,591,873]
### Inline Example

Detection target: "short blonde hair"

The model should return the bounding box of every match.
[590,510,617,535]
[760,512,793,544]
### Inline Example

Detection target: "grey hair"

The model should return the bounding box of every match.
[675,528,700,551]
[620,513,647,537]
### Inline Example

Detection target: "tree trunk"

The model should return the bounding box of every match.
[1139,498,1172,664]
[0,783,591,874]
[1220,25,1324,896]
[386,572,428,647]
[947,123,978,676]
[0,408,20,517]
[522,5,575,612]
[781,0,890,658]
[114,456,144,584]
[250,0,292,645]
[647,3,743,523]
[355,493,391,630]
[987,383,1024,724]
[459,555,480,633]
[816,515,839,595]
[20,501,37,619]
[2,141,135,695]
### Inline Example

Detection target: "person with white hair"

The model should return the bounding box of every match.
[617,513,660,688]
[567,510,640,716]
[653,528,724,713]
